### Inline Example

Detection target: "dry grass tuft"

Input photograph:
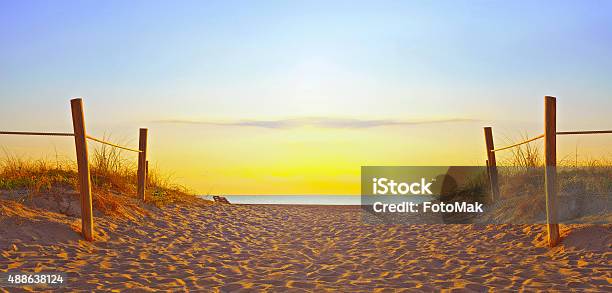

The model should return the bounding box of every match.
[0,139,203,218]
[484,134,612,223]
[0,152,77,193]
[90,139,136,194]
[500,133,543,168]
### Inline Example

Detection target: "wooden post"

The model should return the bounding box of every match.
[145,160,149,185]
[70,98,94,241]
[137,128,148,201]
[484,127,500,202]
[544,96,560,247]
[485,159,490,183]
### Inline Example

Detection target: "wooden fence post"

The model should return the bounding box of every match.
[145,160,149,184]
[70,98,94,241]
[137,128,148,201]
[544,96,560,247]
[484,127,500,202]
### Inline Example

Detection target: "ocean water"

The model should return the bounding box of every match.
[200,195,360,205]
[200,195,433,205]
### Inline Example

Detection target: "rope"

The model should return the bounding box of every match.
[557,130,612,135]
[490,129,612,153]
[0,131,74,137]
[491,134,544,152]
[86,135,142,153]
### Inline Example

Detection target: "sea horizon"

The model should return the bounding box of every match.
[199,194,435,205]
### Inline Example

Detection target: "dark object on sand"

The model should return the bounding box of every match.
[213,196,230,204]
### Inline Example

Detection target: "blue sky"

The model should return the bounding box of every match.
[1,0,611,193]
[2,0,611,123]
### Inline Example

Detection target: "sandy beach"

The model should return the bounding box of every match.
[1,196,610,292]
[4,0,612,291]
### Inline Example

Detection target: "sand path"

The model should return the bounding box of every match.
[1,203,611,291]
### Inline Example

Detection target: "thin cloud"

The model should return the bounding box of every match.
[153,117,480,129]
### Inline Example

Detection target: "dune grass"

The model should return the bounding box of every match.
[492,136,611,223]
[0,142,200,218]
[438,134,611,223]
[496,135,612,198]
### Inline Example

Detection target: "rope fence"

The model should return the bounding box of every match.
[491,134,544,152]
[0,131,143,153]
[86,135,142,153]
[0,131,74,137]
[0,98,149,242]
[0,132,142,153]
[489,130,612,153]
[557,130,612,135]
[483,96,612,247]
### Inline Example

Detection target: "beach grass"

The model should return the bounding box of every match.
[434,136,612,224]
[0,143,201,218]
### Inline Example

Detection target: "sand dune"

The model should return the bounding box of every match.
[1,197,611,291]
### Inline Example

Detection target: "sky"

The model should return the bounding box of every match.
[1,0,611,194]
